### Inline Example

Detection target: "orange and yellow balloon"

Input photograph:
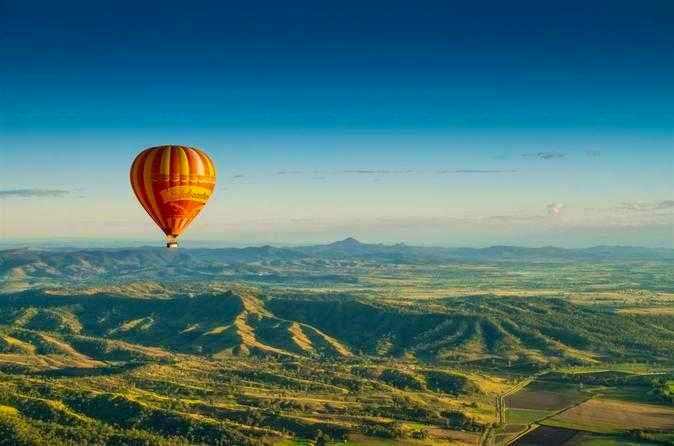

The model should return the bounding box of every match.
[130,145,216,248]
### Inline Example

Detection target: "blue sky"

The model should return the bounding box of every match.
[1,1,672,247]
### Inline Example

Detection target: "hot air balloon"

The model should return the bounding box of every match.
[130,145,216,248]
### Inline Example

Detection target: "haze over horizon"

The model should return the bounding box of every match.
[1,236,673,252]
[2,1,673,248]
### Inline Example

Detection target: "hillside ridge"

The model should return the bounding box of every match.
[1,286,672,373]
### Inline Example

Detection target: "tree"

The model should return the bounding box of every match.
[314,429,329,446]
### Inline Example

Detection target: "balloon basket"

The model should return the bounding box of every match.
[166,235,178,249]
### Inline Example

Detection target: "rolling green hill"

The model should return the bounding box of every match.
[1,286,672,372]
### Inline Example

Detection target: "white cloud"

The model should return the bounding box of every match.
[0,189,70,198]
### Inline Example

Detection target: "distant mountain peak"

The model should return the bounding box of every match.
[329,237,363,247]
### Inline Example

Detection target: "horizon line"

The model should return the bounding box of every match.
[1,237,672,252]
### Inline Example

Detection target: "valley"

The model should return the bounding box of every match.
[0,240,672,445]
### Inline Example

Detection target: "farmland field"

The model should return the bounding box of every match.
[566,432,663,445]
[511,425,581,445]
[500,367,674,446]
[506,382,587,411]
[544,398,674,432]
[506,408,553,424]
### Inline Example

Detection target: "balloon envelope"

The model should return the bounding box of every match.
[130,145,216,244]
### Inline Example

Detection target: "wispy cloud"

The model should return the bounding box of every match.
[273,168,517,177]
[327,169,416,175]
[523,151,565,160]
[585,150,601,158]
[0,189,70,198]
[618,200,674,211]
[483,214,544,223]
[436,169,517,174]
[231,174,245,179]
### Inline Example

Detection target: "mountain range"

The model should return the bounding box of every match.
[2,239,673,291]
[2,286,672,373]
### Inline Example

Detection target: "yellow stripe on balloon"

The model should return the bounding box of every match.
[176,217,187,234]
[179,214,195,233]
[202,151,216,177]
[143,149,165,229]
[160,147,172,176]
[178,147,190,177]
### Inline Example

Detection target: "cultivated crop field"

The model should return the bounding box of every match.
[506,382,587,411]
[544,398,674,432]
[499,369,674,446]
